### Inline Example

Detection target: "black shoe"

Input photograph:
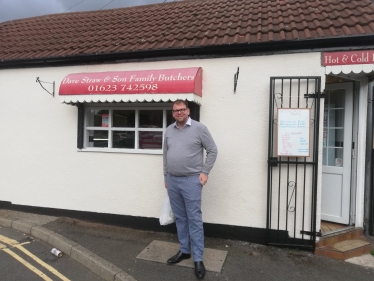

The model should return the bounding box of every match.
[194,261,205,279]
[167,250,191,264]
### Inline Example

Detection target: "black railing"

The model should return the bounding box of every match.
[267,77,322,250]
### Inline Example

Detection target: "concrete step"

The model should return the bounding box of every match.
[315,228,371,260]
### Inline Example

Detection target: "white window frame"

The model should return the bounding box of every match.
[82,103,172,154]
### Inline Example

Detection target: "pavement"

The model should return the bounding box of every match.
[1,209,374,281]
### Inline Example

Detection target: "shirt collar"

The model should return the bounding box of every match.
[173,117,192,129]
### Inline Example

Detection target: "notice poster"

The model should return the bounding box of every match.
[102,114,109,127]
[277,108,310,157]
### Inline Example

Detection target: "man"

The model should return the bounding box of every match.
[163,100,218,279]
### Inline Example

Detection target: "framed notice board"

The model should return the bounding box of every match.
[277,108,311,157]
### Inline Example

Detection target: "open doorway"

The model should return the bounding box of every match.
[321,82,354,226]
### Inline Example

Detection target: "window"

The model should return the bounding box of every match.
[83,104,174,153]
[323,89,345,166]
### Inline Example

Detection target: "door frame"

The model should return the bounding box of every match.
[320,75,369,232]
[355,76,369,228]
[321,77,370,230]
[349,81,360,226]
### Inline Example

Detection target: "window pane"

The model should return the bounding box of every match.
[323,147,327,165]
[113,110,135,128]
[139,131,163,149]
[328,109,344,127]
[167,110,174,126]
[327,89,345,108]
[323,110,328,128]
[327,148,343,167]
[112,131,135,149]
[139,110,163,128]
[87,110,109,127]
[87,130,108,147]
[328,129,344,147]
[323,128,327,147]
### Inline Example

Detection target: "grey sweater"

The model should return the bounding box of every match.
[163,119,218,177]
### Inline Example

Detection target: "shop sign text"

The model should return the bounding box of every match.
[59,68,202,96]
[322,50,374,66]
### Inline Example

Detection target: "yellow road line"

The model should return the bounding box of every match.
[0,234,18,245]
[0,234,71,281]
[0,241,29,249]
[15,245,71,281]
[2,247,53,281]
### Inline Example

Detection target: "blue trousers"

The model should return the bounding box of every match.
[166,174,204,261]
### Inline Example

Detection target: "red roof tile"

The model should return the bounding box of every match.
[0,0,374,64]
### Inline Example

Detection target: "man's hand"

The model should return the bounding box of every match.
[199,173,208,186]
[164,181,168,188]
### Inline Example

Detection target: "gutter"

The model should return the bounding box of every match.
[1,35,374,69]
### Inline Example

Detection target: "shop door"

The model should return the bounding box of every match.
[321,82,353,225]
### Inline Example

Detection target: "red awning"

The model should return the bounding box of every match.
[323,50,374,75]
[59,67,202,104]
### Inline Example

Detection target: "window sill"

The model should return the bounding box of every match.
[77,148,163,155]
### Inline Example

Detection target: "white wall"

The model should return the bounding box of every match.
[0,52,325,230]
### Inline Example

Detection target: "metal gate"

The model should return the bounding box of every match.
[267,76,323,250]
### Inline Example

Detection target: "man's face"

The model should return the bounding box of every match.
[172,102,190,124]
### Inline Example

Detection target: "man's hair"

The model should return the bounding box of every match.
[172,99,188,108]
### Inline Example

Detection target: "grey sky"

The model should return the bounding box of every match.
[0,0,169,23]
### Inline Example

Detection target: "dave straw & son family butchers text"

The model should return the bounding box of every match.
[61,73,195,92]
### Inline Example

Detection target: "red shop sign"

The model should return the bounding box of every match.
[59,67,202,96]
[322,50,374,66]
